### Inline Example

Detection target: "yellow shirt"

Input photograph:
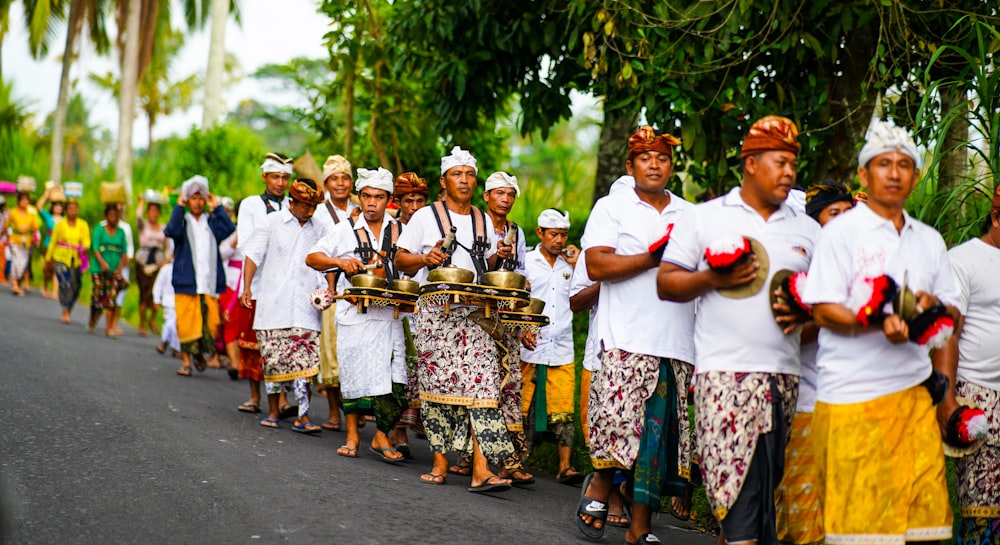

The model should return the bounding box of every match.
[5,207,40,247]
[45,218,91,268]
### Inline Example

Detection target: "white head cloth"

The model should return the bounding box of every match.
[858,122,921,169]
[322,155,352,180]
[220,196,235,210]
[484,171,520,196]
[355,167,395,194]
[181,175,210,199]
[261,156,293,175]
[538,209,570,229]
[440,146,477,176]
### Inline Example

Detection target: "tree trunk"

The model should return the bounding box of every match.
[48,0,84,186]
[201,0,228,128]
[114,0,141,197]
[591,102,638,203]
[342,58,356,157]
[812,25,878,185]
[938,84,969,193]
[368,62,392,170]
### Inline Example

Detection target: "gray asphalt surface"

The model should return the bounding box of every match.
[0,289,717,545]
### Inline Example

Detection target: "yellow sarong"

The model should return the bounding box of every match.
[813,385,952,545]
[317,303,339,386]
[175,293,220,346]
[776,411,824,545]
[520,361,575,422]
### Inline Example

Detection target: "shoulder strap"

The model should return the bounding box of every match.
[352,221,374,263]
[382,221,401,280]
[430,201,452,238]
[325,201,339,224]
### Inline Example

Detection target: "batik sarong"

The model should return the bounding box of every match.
[9,243,31,279]
[499,331,527,470]
[54,262,81,311]
[589,349,692,477]
[422,401,514,465]
[955,379,1000,545]
[413,306,502,407]
[257,327,320,383]
[813,385,952,545]
[175,293,219,357]
[695,371,797,521]
[91,272,128,310]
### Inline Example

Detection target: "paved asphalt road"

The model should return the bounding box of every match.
[0,289,717,545]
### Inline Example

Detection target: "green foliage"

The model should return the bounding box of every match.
[132,123,264,201]
[911,16,999,246]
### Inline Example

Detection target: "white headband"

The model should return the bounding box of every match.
[484,171,520,196]
[261,157,293,175]
[440,146,477,176]
[858,122,921,169]
[355,167,395,194]
[538,209,570,229]
[181,175,210,199]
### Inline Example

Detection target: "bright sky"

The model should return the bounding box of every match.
[3,0,331,147]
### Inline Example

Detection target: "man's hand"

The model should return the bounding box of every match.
[563,244,580,267]
[339,257,367,275]
[99,261,110,273]
[240,289,253,309]
[913,290,938,315]
[883,314,909,344]
[711,255,759,289]
[177,194,187,207]
[771,291,810,335]
[207,193,219,209]
[521,330,538,350]
[423,240,450,268]
[495,240,513,261]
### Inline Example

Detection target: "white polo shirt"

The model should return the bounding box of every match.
[520,248,575,366]
[237,193,289,298]
[309,215,401,326]
[242,209,326,332]
[801,204,961,404]
[569,250,601,372]
[581,187,695,361]
[396,204,497,275]
[948,238,1000,390]
[663,186,820,375]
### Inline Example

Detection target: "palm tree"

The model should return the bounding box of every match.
[90,24,199,152]
[46,0,109,186]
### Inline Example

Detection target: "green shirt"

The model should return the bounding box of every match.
[91,224,127,274]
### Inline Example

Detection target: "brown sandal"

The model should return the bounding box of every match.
[176,367,192,377]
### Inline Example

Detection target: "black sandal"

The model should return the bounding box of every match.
[576,473,607,541]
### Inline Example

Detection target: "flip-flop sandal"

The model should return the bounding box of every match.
[193,354,208,372]
[668,497,691,522]
[337,446,358,458]
[626,533,663,545]
[608,503,631,528]
[369,446,404,464]
[448,464,472,476]
[292,421,322,435]
[237,401,261,414]
[500,470,535,486]
[558,467,585,485]
[259,417,281,429]
[576,473,607,541]
[227,367,239,381]
[279,404,298,419]
[393,443,414,460]
[420,472,447,485]
[156,343,166,354]
[467,475,511,494]
[321,420,342,431]
[176,367,192,377]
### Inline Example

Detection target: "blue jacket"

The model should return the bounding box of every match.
[164,204,236,295]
